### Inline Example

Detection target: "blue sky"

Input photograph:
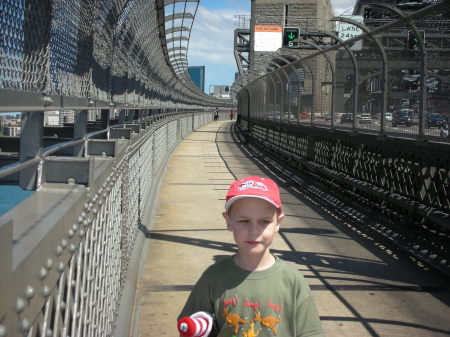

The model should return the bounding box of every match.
[188,0,356,92]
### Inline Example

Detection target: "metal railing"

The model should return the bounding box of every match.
[235,0,450,276]
[0,1,227,336]
[0,110,181,189]
[235,1,450,141]
[0,110,213,337]
[0,0,224,113]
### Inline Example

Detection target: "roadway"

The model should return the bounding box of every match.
[300,117,447,139]
[131,119,450,337]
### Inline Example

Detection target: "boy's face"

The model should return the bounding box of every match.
[223,197,284,257]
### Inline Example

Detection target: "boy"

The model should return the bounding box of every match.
[178,176,323,337]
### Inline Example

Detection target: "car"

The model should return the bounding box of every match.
[323,113,335,121]
[340,113,353,124]
[425,113,446,128]
[299,113,311,120]
[359,114,372,123]
[385,112,393,121]
[393,109,413,127]
[402,74,420,83]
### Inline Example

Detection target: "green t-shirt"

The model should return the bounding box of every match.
[178,256,323,337]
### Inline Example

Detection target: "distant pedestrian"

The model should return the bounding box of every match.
[214,108,219,122]
[229,108,235,120]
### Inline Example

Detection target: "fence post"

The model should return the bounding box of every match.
[101,109,110,130]
[0,219,13,336]
[19,111,44,190]
[307,132,316,162]
[74,110,88,156]
[118,109,126,124]
[127,109,135,122]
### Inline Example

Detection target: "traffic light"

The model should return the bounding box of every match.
[407,30,425,50]
[283,27,299,48]
[364,7,372,18]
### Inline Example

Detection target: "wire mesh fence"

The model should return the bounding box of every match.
[0,0,220,111]
[237,1,450,142]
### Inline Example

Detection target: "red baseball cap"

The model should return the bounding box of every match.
[225,176,282,212]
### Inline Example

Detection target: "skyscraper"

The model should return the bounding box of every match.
[188,66,205,92]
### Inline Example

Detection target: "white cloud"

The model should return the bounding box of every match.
[188,6,249,88]
[331,0,356,16]
[187,1,357,88]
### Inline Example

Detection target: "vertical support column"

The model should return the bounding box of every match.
[330,70,336,129]
[380,57,388,135]
[0,219,13,336]
[118,109,126,124]
[268,75,277,121]
[418,48,427,139]
[309,66,315,125]
[277,73,284,121]
[100,109,109,130]
[19,111,44,190]
[127,109,135,122]
[307,133,316,162]
[246,88,252,142]
[73,109,88,156]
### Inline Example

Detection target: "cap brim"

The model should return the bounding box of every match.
[225,195,280,211]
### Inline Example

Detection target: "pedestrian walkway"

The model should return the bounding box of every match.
[131,121,450,337]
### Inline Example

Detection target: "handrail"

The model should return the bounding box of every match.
[0,112,179,180]
[0,132,105,180]
[0,109,207,182]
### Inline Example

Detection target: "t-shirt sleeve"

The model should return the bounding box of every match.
[177,269,215,320]
[296,276,324,337]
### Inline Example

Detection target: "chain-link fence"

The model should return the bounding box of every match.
[235,1,450,278]
[0,111,213,337]
[0,0,222,111]
[236,1,450,141]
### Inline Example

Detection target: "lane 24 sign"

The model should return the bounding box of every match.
[337,16,363,51]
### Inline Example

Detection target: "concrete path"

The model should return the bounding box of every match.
[132,120,450,337]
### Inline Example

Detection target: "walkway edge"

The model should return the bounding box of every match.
[113,123,201,337]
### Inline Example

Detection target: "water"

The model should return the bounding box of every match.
[0,186,34,216]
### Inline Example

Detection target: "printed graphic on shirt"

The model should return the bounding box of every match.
[223,307,249,334]
[223,295,239,307]
[221,295,283,336]
[243,323,259,337]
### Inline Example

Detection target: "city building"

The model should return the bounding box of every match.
[2,126,21,136]
[247,0,334,116]
[44,111,60,126]
[88,110,98,122]
[188,66,205,92]
[209,85,231,99]
[60,110,75,125]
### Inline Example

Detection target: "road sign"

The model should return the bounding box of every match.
[283,27,299,48]
[254,25,282,52]
[337,16,363,50]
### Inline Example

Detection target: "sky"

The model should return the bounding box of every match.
[187,0,357,92]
